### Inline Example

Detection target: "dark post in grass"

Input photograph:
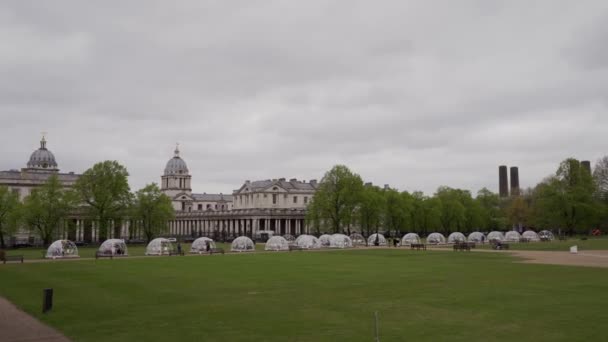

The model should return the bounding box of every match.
[42,288,53,313]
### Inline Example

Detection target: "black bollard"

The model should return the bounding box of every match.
[43,288,53,313]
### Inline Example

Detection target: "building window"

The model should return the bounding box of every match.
[198,204,202,210]
[284,194,288,199]
[293,196,298,203]
[304,196,308,204]
[207,204,212,209]
[181,202,186,211]
[215,204,218,210]
[272,194,277,204]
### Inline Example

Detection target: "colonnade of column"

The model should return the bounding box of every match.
[167,217,308,238]
[62,219,134,243]
[58,216,308,243]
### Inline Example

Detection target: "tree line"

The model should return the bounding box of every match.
[0,161,174,248]
[306,157,608,237]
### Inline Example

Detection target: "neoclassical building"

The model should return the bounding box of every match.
[1,140,320,245]
[0,136,80,200]
[163,147,319,239]
[0,137,84,245]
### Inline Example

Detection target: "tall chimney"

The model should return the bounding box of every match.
[499,165,509,197]
[581,160,591,174]
[510,166,520,196]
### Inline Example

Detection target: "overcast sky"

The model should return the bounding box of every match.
[1,1,607,195]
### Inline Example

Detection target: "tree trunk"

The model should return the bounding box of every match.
[0,231,5,249]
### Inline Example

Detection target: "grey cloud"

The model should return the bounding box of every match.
[1,0,607,196]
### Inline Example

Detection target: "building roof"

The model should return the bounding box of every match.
[235,178,318,194]
[192,193,233,202]
[26,137,58,170]
[164,145,189,176]
[0,170,80,183]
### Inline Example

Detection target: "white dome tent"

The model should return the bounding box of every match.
[283,234,296,245]
[231,236,255,252]
[295,235,320,249]
[46,240,79,259]
[367,233,387,246]
[329,234,353,248]
[467,232,486,243]
[504,231,522,242]
[401,233,421,245]
[426,233,446,244]
[318,234,332,248]
[487,231,505,242]
[146,238,173,256]
[190,237,216,254]
[265,236,290,251]
[522,230,540,242]
[539,230,555,241]
[447,232,466,244]
[349,233,366,246]
[98,239,128,256]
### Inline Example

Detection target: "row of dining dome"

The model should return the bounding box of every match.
[43,229,556,258]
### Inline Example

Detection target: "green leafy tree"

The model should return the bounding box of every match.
[410,192,441,235]
[476,188,505,230]
[383,188,410,237]
[531,159,599,234]
[22,175,78,245]
[435,186,466,233]
[131,183,174,242]
[357,185,384,237]
[0,186,22,248]
[75,161,131,240]
[306,165,364,234]
[506,195,530,230]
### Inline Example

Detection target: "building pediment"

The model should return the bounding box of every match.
[173,192,194,201]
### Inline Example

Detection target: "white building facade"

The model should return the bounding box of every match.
[162,147,318,240]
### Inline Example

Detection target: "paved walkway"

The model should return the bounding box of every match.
[0,297,70,342]
[508,250,608,268]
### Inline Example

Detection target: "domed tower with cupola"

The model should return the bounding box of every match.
[25,135,59,172]
[161,144,193,211]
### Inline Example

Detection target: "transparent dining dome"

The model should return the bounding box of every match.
[318,234,332,248]
[329,234,353,248]
[350,233,366,246]
[426,233,446,244]
[98,239,128,256]
[487,231,505,242]
[145,238,173,256]
[522,230,540,242]
[46,240,79,259]
[401,233,421,245]
[265,236,289,251]
[539,230,555,241]
[295,234,320,249]
[504,231,522,242]
[367,233,387,246]
[283,234,296,244]
[467,232,486,243]
[190,237,216,254]
[231,236,255,252]
[447,232,466,244]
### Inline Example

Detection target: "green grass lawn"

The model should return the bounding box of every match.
[1,249,607,341]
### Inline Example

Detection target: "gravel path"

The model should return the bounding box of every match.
[0,297,70,342]
[508,250,608,268]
